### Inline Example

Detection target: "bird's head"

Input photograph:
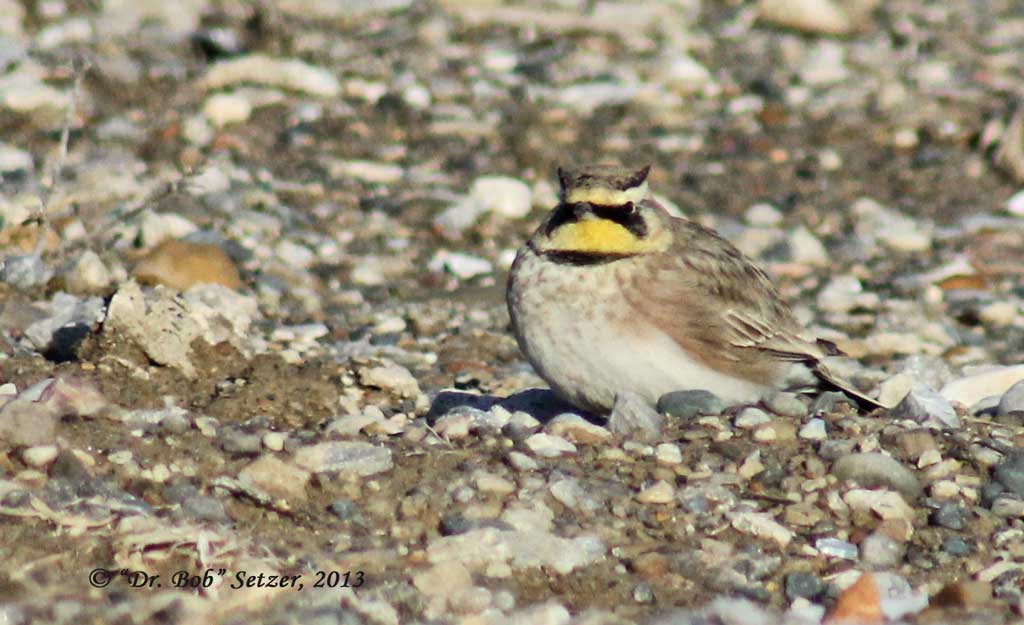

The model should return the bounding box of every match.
[531,164,673,263]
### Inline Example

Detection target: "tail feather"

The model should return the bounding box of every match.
[812,362,887,412]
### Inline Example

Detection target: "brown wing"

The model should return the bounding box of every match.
[621,218,827,385]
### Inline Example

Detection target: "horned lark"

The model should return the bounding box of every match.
[506,164,882,415]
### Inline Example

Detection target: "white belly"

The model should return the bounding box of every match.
[508,248,770,413]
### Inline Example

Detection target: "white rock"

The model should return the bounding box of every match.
[506,602,570,625]
[607,391,664,441]
[328,159,403,184]
[979,301,1019,327]
[1007,190,1024,217]
[402,83,431,110]
[508,451,539,471]
[798,41,849,86]
[0,69,71,113]
[433,198,485,239]
[555,81,639,115]
[469,175,532,218]
[745,203,783,227]
[941,365,1024,407]
[892,382,960,428]
[798,418,827,441]
[182,114,214,146]
[524,433,576,458]
[22,445,59,467]
[843,488,915,521]
[877,374,914,407]
[293,441,392,475]
[655,443,682,465]
[238,455,310,502]
[735,407,771,429]
[852,197,932,253]
[816,275,879,314]
[428,250,493,279]
[546,413,611,444]
[139,210,199,245]
[637,480,675,504]
[262,431,286,451]
[275,240,316,269]
[474,470,516,495]
[0,142,32,172]
[64,250,111,293]
[758,0,877,35]
[789,226,828,266]
[730,511,793,548]
[343,77,386,103]
[661,53,713,92]
[818,149,843,171]
[359,362,420,398]
[202,92,253,127]
[201,54,340,97]
[105,282,202,378]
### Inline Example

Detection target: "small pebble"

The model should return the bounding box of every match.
[997,380,1024,417]
[655,443,682,465]
[815,537,858,560]
[636,480,675,505]
[941,537,972,556]
[524,433,576,458]
[930,502,967,530]
[860,532,905,569]
[832,452,922,500]
[608,391,664,442]
[22,445,59,467]
[798,418,827,441]
[785,572,824,600]
[734,407,771,429]
[202,92,253,127]
[765,391,809,419]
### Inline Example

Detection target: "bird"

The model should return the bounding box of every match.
[506,163,883,415]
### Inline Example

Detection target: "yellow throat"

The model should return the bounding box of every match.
[546,215,661,255]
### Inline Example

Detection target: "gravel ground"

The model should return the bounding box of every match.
[2,1,1024,624]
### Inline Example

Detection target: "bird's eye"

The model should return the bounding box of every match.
[624,202,636,214]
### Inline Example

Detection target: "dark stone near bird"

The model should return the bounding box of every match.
[657,389,725,419]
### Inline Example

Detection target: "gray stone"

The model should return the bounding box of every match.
[218,427,263,456]
[832,453,922,500]
[785,572,824,600]
[63,250,111,293]
[0,142,31,173]
[656,389,725,419]
[930,502,967,530]
[608,391,664,441]
[997,380,1024,417]
[815,537,858,560]
[859,532,904,569]
[941,537,972,556]
[328,499,367,526]
[993,453,1024,498]
[293,441,393,476]
[811,391,856,414]
[764,391,808,418]
[892,382,959,428]
[1,254,53,289]
[23,292,105,352]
